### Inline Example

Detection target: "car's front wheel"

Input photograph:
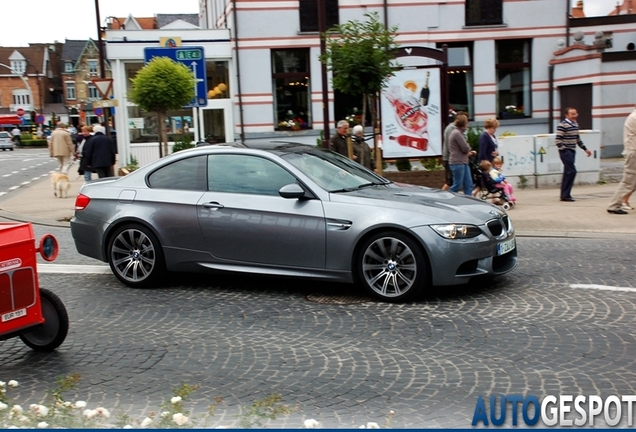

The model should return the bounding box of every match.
[107,224,165,288]
[356,231,427,302]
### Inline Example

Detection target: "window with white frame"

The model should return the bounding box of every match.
[88,60,98,74]
[466,0,503,26]
[437,42,474,119]
[88,84,99,100]
[65,62,74,73]
[496,39,531,119]
[66,82,76,100]
[10,60,26,75]
[12,90,30,106]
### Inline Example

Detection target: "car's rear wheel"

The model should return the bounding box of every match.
[108,224,165,288]
[356,231,427,302]
[19,288,68,352]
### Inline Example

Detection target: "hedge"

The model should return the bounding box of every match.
[20,139,49,147]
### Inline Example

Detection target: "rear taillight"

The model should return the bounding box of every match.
[75,193,91,211]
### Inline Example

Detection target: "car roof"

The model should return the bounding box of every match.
[183,141,325,156]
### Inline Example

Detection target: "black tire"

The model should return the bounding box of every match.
[356,231,428,302]
[107,224,165,288]
[19,288,69,352]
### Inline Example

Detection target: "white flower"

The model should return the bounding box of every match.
[389,410,395,415]
[160,411,170,418]
[172,413,189,426]
[0,381,6,387]
[170,396,182,404]
[123,425,133,429]
[74,401,87,409]
[10,404,23,417]
[95,407,110,418]
[83,408,98,419]
[37,422,49,428]
[7,380,18,387]
[366,422,380,429]
[0,402,8,410]
[140,417,153,428]
[304,418,320,428]
[30,404,49,416]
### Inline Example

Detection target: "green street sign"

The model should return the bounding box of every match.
[176,49,202,61]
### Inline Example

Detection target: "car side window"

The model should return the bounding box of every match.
[207,154,296,196]
[147,155,207,191]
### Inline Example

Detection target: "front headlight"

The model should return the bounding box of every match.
[431,224,482,239]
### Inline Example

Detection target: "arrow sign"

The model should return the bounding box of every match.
[91,78,114,99]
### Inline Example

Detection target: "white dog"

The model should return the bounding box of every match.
[51,172,71,198]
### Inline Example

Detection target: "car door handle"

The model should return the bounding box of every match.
[202,201,224,209]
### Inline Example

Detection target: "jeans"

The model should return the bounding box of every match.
[559,149,576,199]
[449,164,473,195]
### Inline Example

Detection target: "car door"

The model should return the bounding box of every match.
[197,153,327,268]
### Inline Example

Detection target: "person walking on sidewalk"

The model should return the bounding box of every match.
[49,122,74,173]
[607,107,636,214]
[556,107,591,202]
[448,113,477,195]
[84,124,116,178]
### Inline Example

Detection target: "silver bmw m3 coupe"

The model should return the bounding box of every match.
[70,143,516,302]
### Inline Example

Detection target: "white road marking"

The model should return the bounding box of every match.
[8,186,19,191]
[570,284,636,293]
[39,264,111,274]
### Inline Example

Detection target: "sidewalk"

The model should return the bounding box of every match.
[0,161,633,237]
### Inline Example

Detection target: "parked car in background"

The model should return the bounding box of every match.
[0,131,14,151]
[70,143,517,303]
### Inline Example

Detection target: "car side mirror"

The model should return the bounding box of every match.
[279,183,307,199]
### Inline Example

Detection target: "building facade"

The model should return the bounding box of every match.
[197,0,636,155]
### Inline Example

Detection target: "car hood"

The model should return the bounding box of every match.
[329,183,506,225]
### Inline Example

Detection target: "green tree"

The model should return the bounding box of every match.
[128,57,196,157]
[319,12,400,172]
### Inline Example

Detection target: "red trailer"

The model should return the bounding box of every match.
[0,222,68,351]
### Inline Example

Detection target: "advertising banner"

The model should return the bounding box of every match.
[380,68,441,158]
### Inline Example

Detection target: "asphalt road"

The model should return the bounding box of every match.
[1,231,635,428]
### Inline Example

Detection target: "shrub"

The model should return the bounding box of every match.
[466,126,483,151]
[20,139,48,147]
[171,135,195,153]
[395,158,412,171]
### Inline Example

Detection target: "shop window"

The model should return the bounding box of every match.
[496,39,531,119]
[299,0,339,32]
[206,61,230,99]
[272,49,311,130]
[437,43,474,119]
[466,0,503,26]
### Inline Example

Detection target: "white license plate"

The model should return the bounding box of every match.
[497,238,516,256]
[2,308,27,323]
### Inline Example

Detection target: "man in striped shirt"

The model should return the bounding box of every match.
[556,107,591,201]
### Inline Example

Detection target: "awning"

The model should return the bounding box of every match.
[0,115,22,125]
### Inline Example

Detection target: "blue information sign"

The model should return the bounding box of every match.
[144,47,208,107]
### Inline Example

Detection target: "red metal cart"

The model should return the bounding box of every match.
[0,222,68,351]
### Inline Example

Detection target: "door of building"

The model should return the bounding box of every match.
[559,84,592,129]
[198,99,234,144]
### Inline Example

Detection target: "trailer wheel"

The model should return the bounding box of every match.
[19,288,68,352]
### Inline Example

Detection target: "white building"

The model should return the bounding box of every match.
[106,0,636,165]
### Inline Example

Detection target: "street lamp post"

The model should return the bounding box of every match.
[94,0,111,137]
[0,62,34,115]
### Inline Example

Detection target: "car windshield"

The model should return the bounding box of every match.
[0,132,10,138]
[282,149,389,192]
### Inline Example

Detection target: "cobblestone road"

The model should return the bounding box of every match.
[1,237,635,428]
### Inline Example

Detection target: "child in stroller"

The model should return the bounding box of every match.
[474,158,516,210]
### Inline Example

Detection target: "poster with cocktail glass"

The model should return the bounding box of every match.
[380,68,441,158]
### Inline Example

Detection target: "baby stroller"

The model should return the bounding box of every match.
[470,159,515,211]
